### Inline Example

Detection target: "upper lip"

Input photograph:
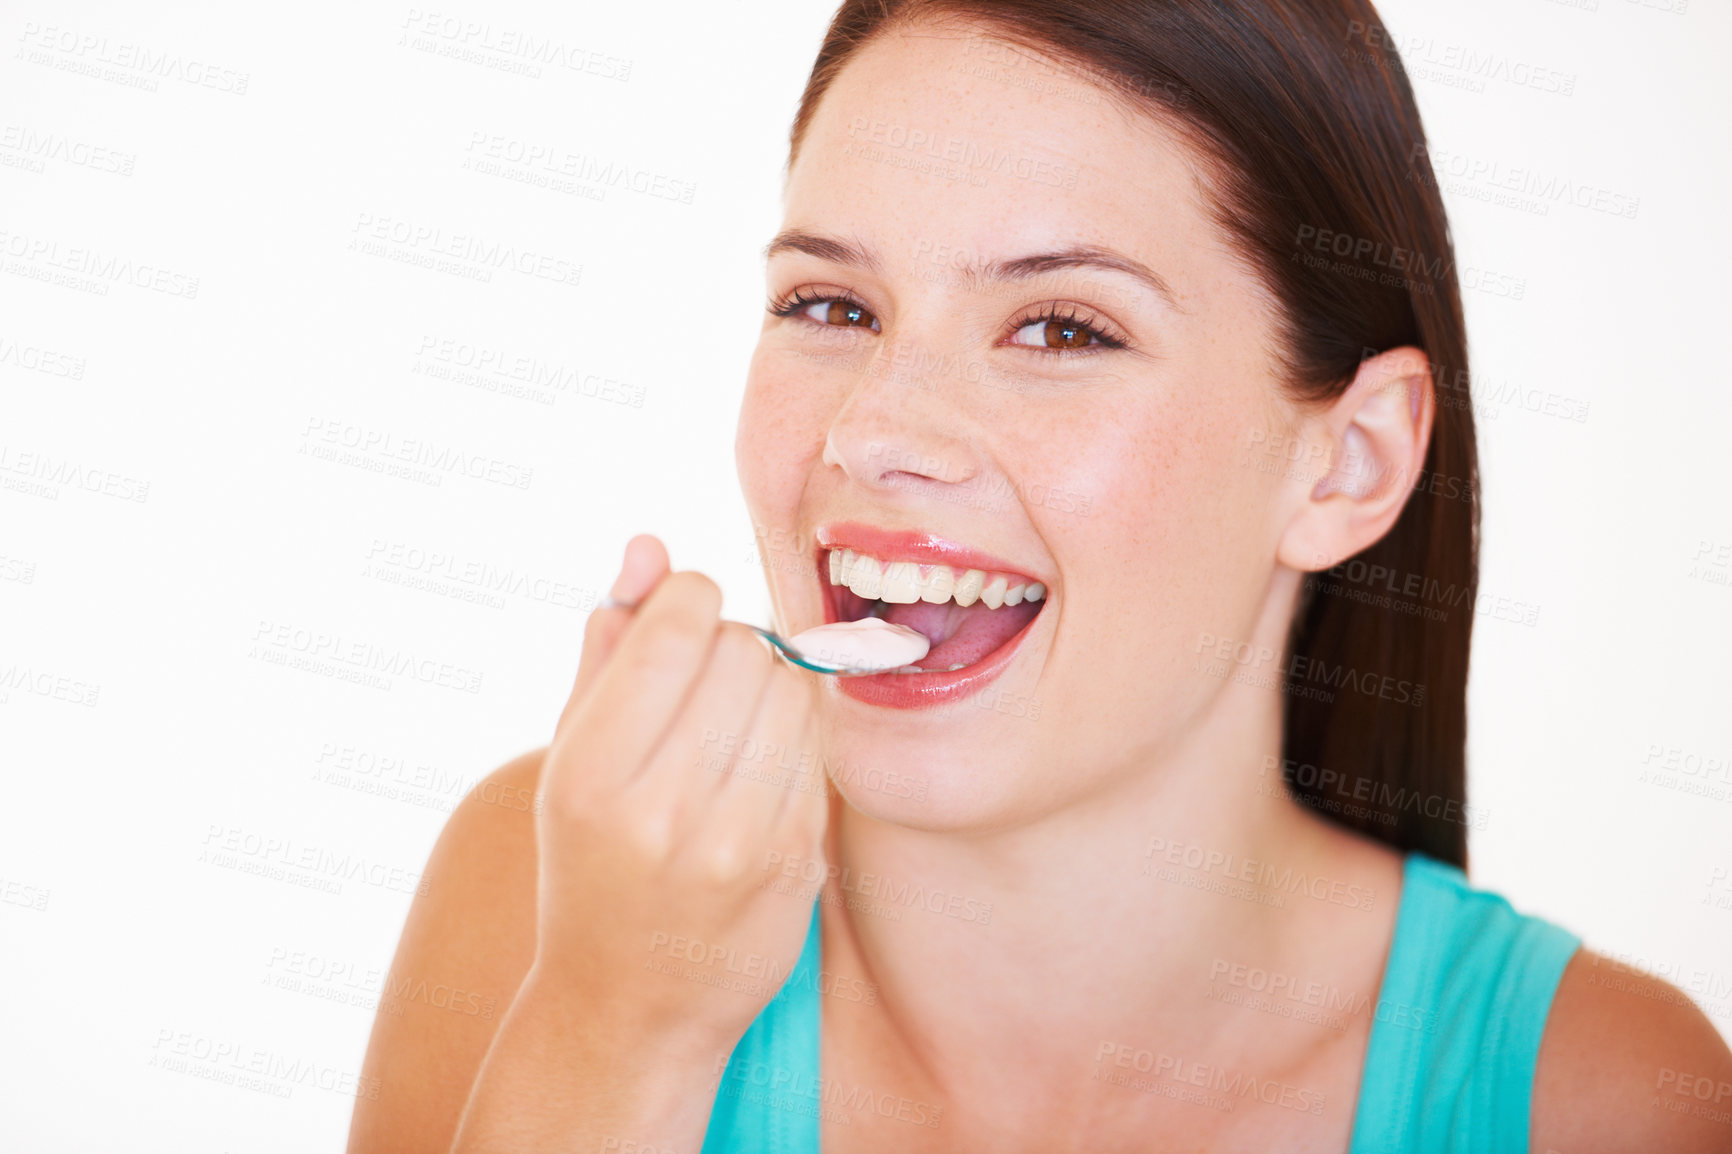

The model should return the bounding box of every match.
[813,521,1048,585]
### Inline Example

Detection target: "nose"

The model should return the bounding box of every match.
[820,344,983,496]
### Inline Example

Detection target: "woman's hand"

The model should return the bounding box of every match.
[529,533,830,1042]
[448,535,829,1152]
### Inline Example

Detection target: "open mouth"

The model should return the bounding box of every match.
[822,548,1047,672]
[810,525,1050,709]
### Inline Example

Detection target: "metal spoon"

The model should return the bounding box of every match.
[598,596,916,677]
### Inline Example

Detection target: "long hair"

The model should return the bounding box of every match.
[789,0,1479,867]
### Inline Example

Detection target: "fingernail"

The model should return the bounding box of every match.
[606,541,634,599]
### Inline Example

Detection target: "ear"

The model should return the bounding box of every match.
[1276,347,1436,572]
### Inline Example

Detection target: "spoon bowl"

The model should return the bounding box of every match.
[598,597,917,677]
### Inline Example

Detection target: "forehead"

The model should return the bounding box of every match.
[785,25,1218,283]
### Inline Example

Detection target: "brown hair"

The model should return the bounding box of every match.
[789,0,1478,867]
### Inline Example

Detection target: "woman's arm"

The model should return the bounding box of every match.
[1532,949,1732,1153]
[346,748,753,1154]
[346,751,544,1154]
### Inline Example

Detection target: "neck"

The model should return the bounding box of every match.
[820,671,1402,1116]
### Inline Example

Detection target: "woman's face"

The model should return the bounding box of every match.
[737,25,1305,830]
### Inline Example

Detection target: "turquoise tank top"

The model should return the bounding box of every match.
[701,853,1580,1152]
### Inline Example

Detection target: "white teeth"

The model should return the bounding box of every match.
[953,568,984,607]
[842,550,883,600]
[823,549,1048,612]
[879,561,921,604]
[919,565,954,604]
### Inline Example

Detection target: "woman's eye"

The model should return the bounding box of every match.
[801,299,879,330]
[1010,318,1102,349]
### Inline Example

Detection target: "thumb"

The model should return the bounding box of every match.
[559,534,670,729]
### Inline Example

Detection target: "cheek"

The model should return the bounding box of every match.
[998,391,1176,539]
[1010,386,1280,606]
[736,349,833,519]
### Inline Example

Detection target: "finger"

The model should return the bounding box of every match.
[754,704,831,907]
[632,622,778,813]
[611,533,672,602]
[773,702,831,860]
[558,535,671,736]
[558,570,725,790]
[689,666,820,886]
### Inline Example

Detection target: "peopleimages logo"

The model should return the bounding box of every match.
[1194,631,1426,707]
[301,418,533,490]
[16,22,251,94]
[1408,144,1641,220]
[463,132,697,204]
[0,663,101,707]
[200,825,430,897]
[249,619,485,695]
[762,852,994,925]
[348,212,583,287]
[149,1029,378,1099]
[0,332,86,378]
[398,8,633,81]
[1144,836,1378,911]
[0,124,135,175]
[1259,755,1489,831]
[711,1055,944,1128]
[844,117,1079,189]
[0,443,149,502]
[0,227,200,297]
[1093,1040,1328,1115]
[1293,223,1454,282]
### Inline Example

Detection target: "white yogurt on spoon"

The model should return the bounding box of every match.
[786,618,931,674]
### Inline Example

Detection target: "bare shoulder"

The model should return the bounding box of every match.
[1532,948,1732,1154]
[347,747,546,1154]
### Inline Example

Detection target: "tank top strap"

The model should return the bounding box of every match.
[1348,853,1581,1154]
[700,900,824,1154]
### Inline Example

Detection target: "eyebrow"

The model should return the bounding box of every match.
[765,229,1180,311]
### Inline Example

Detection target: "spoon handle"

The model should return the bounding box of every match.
[597,596,862,676]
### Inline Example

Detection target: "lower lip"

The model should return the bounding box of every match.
[819,562,1045,710]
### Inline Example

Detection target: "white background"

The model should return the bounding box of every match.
[1,0,1727,1148]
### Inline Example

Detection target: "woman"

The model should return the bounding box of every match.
[350,1,1732,1150]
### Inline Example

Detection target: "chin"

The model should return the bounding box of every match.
[814,709,1052,833]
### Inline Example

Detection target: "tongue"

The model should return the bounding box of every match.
[879,599,1042,670]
